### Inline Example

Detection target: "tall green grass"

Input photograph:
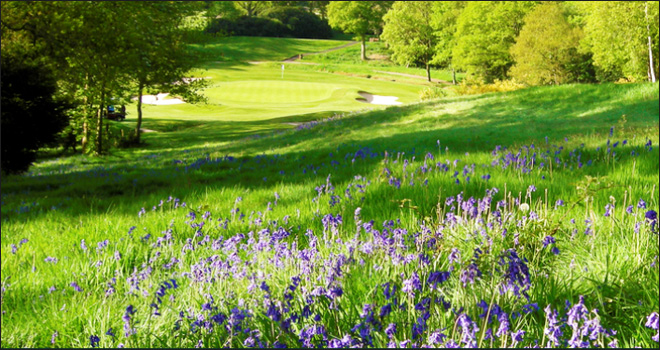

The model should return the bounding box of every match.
[1,76,658,347]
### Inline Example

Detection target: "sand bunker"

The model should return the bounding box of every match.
[356,91,402,105]
[133,93,186,105]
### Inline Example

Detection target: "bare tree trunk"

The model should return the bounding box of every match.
[360,35,367,61]
[96,103,103,155]
[645,2,656,83]
[82,119,89,153]
[81,76,89,152]
[452,67,457,85]
[136,82,144,144]
[426,62,431,82]
[96,88,105,155]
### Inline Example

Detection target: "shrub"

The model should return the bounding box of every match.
[206,16,290,38]
[419,86,448,101]
[264,6,333,39]
[453,77,526,95]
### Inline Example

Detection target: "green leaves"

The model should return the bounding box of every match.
[509,2,585,86]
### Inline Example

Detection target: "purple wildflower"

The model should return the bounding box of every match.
[544,305,563,347]
[543,236,556,248]
[646,210,658,232]
[70,282,82,292]
[499,249,531,300]
[385,323,397,339]
[402,272,421,297]
[90,335,100,348]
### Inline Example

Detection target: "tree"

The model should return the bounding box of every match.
[430,1,467,84]
[122,2,206,144]
[381,1,437,82]
[264,6,332,39]
[327,1,392,60]
[509,2,584,85]
[452,1,536,82]
[1,57,70,174]
[579,1,659,82]
[234,1,269,17]
[1,2,206,153]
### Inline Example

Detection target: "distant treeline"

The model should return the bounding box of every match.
[204,3,333,39]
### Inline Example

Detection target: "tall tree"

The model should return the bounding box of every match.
[1,2,206,154]
[509,2,584,85]
[327,1,392,60]
[452,1,536,82]
[123,2,205,144]
[579,1,659,82]
[381,1,437,82]
[234,1,270,17]
[430,1,467,84]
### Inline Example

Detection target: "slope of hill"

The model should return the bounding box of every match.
[1,82,658,348]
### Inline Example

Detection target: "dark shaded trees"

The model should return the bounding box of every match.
[1,57,70,174]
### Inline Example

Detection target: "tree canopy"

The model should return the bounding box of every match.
[381,1,437,81]
[509,2,584,85]
[327,1,392,60]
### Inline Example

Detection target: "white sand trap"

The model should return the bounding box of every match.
[357,91,402,105]
[133,93,186,105]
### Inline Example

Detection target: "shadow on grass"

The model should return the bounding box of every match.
[3,83,658,221]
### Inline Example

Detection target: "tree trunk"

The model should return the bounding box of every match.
[136,82,144,144]
[452,67,457,85]
[82,118,89,153]
[96,88,105,155]
[360,36,367,61]
[645,3,656,83]
[96,103,103,155]
[426,62,431,82]
[81,76,90,152]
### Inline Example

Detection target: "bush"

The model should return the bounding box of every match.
[453,77,527,95]
[206,8,332,39]
[419,86,448,101]
[1,57,70,174]
[264,6,332,39]
[206,16,290,38]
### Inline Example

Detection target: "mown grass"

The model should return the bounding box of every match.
[1,80,658,348]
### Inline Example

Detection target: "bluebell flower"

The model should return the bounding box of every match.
[638,199,647,209]
[90,335,100,347]
[70,282,82,292]
[380,303,392,318]
[402,272,421,297]
[427,271,450,290]
[499,249,531,300]
[385,323,397,339]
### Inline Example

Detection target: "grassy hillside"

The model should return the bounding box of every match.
[1,78,658,347]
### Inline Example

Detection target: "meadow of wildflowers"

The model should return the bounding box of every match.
[1,82,659,348]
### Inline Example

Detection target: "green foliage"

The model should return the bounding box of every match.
[264,6,332,39]
[418,86,448,100]
[509,2,586,85]
[327,1,392,60]
[1,57,70,174]
[430,1,466,69]
[453,77,526,96]
[452,1,536,82]
[206,16,290,38]
[1,2,204,154]
[381,1,437,81]
[579,1,659,81]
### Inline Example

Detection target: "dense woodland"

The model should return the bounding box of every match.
[1,1,659,173]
